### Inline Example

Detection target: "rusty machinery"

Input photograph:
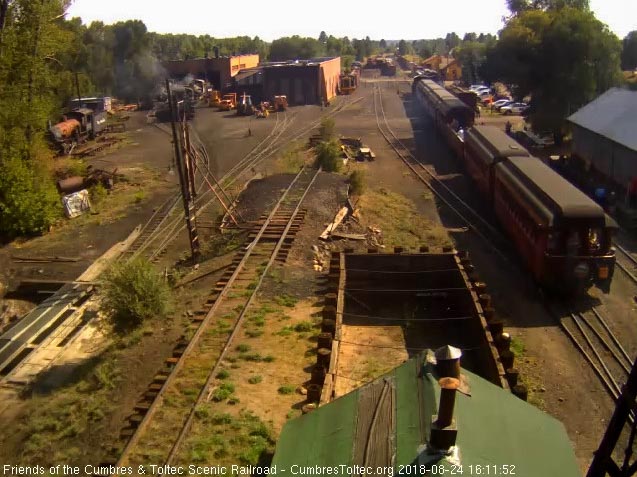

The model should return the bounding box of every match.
[49,108,108,155]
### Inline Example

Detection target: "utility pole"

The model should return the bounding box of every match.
[74,71,82,104]
[166,79,200,261]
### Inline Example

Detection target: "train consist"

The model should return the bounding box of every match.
[412,77,616,294]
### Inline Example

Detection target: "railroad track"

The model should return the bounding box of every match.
[123,113,290,262]
[375,81,637,409]
[129,97,364,261]
[558,304,633,402]
[372,83,511,262]
[613,241,637,285]
[115,165,320,468]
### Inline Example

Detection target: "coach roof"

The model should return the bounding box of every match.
[501,156,610,224]
[467,125,530,161]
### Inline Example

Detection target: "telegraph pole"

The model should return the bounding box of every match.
[166,79,200,260]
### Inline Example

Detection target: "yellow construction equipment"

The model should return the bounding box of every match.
[218,93,237,111]
[207,89,221,107]
[255,103,270,118]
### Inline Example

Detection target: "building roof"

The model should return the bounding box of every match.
[234,67,262,82]
[260,57,340,68]
[568,87,637,153]
[272,351,581,476]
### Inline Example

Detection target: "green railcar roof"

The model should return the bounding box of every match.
[272,351,581,477]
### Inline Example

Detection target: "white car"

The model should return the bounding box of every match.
[500,102,528,115]
[492,99,512,110]
[469,84,487,91]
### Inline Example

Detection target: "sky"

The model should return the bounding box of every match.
[66,0,636,41]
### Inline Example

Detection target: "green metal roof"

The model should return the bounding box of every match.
[272,351,581,477]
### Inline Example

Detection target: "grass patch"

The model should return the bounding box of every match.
[235,344,251,353]
[278,385,295,395]
[275,326,293,337]
[245,329,263,338]
[358,188,451,249]
[276,141,307,173]
[263,355,275,363]
[211,382,235,402]
[248,375,263,384]
[293,321,316,332]
[216,370,230,380]
[133,190,146,203]
[510,337,525,357]
[240,353,263,362]
[274,294,297,308]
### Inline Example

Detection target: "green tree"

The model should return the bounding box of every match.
[318,30,327,43]
[0,156,60,237]
[507,0,589,14]
[379,39,387,49]
[455,41,487,85]
[489,7,621,136]
[622,31,637,70]
[445,32,460,52]
[398,39,410,56]
[269,36,322,61]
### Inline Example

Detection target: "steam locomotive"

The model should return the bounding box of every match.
[49,108,107,154]
[412,77,616,294]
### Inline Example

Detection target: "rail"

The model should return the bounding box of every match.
[115,165,320,468]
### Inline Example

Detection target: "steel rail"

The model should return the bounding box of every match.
[165,166,320,464]
[373,83,509,262]
[115,166,317,467]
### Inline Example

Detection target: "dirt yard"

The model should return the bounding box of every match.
[0,77,632,474]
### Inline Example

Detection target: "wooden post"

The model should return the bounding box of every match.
[166,80,200,260]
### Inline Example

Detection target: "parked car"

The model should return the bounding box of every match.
[469,84,487,91]
[492,99,513,111]
[500,102,529,115]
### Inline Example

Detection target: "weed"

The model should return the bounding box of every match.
[293,321,315,332]
[245,329,263,338]
[510,337,525,357]
[278,385,295,395]
[211,382,235,402]
[315,139,341,172]
[227,397,240,405]
[210,413,234,425]
[263,355,276,363]
[133,190,146,203]
[241,353,263,362]
[216,369,230,379]
[248,375,262,384]
[100,258,172,332]
[349,169,366,196]
[236,344,251,353]
[274,294,297,308]
[275,326,293,336]
[194,406,210,420]
[89,183,108,205]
